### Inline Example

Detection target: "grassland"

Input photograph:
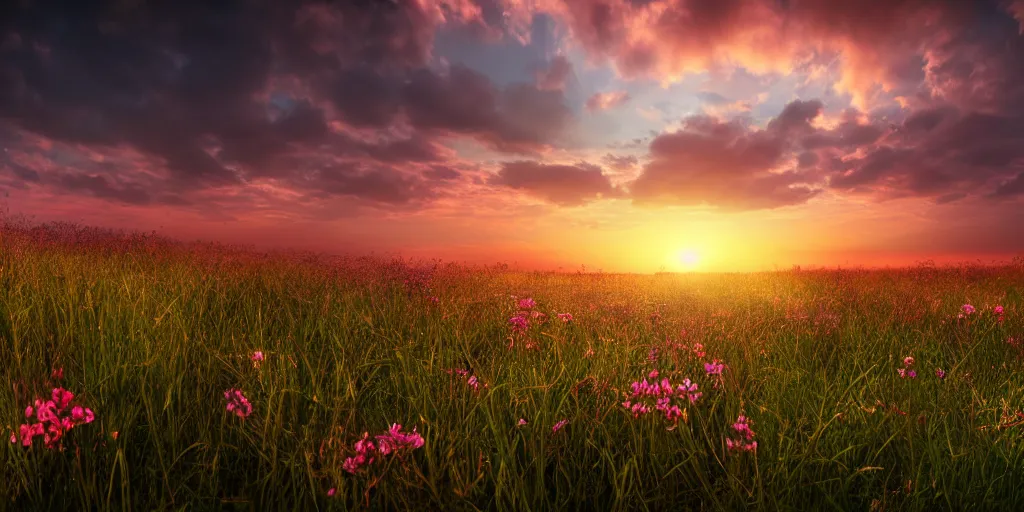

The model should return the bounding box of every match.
[2,220,1023,511]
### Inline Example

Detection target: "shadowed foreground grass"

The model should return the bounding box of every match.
[2,221,1024,511]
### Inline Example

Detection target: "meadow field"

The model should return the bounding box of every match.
[2,221,1023,511]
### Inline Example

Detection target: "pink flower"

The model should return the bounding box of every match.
[343,455,367,474]
[15,423,44,446]
[648,347,659,363]
[51,367,64,380]
[354,433,376,455]
[52,388,74,411]
[15,386,97,450]
[704,361,724,376]
[509,314,529,333]
[327,488,336,497]
[962,304,975,315]
[935,368,946,379]
[375,424,425,453]
[994,305,1004,315]
[732,416,755,440]
[43,423,64,448]
[517,298,536,310]
[518,418,527,426]
[551,419,568,433]
[557,313,573,323]
[903,356,915,367]
[251,351,264,368]
[726,415,758,452]
[648,369,659,379]
[344,425,425,474]
[677,379,702,403]
[70,406,95,425]
[224,388,253,419]
[36,400,58,423]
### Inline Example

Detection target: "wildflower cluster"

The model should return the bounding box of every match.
[224,388,253,419]
[725,415,758,453]
[621,374,702,422]
[508,297,545,349]
[343,424,425,474]
[897,356,917,379]
[11,387,95,449]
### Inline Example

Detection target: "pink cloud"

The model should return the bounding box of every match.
[585,90,630,111]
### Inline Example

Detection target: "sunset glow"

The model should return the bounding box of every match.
[1,1,1023,271]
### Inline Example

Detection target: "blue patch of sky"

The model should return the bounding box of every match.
[266,91,299,122]
[433,14,559,88]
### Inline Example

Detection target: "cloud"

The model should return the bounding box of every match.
[602,153,639,171]
[1011,1,1024,33]
[56,173,154,206]
[506,0,992,110]
[821,109,1024,200]
[535,55,573,91]
[490,160,622,205]
[297,163,433,205]
[0,0,574,210]
[423,165,462,181]
[402,66,574,151]
[627,92,1024,208]
[586,90,630,111]
[631,100,828,210]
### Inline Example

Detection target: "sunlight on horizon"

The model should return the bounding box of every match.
[675,248,702,271]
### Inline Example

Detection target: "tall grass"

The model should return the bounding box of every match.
[2,220,1023,510]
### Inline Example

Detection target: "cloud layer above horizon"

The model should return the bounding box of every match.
[1,0,1023,269]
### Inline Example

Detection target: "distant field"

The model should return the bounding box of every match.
[2,221,1023,510]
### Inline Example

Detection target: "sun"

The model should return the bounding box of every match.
[677,248,701,270]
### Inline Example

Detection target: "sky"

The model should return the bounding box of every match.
[1,0,1024,272]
